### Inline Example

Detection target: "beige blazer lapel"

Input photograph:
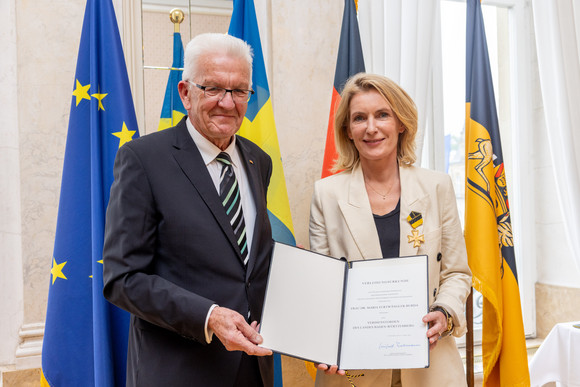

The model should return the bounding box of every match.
[338,164,382,260]
[399,166,429,257]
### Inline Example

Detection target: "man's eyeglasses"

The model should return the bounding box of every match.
[189,82,254,103]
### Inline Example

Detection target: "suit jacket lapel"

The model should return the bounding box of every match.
[399,166,428,257]
[170,120,242,260]
[236,137,267,276]
[338,164,382,260]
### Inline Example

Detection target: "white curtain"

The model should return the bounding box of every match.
[532,0,580,271]
[358,0,444,170]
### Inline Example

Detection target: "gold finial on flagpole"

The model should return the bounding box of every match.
[169,8,185,33]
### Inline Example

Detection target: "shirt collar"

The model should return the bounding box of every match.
[186,118,238,166]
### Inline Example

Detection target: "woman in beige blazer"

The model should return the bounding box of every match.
[309,73,471,387]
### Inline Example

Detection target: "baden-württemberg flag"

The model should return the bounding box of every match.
[465,0,529,386]
[158,31,186,131]
[228,1,295,385]
[41,0,139,385]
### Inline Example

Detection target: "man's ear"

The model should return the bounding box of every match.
[178,81,192,110]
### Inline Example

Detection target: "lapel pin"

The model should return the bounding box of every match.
[249,159,254,164]
[406,211,424,247]
[407,211,423,229]
[408,229,425,248]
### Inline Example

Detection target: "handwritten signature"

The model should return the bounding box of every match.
[378,342,420,350]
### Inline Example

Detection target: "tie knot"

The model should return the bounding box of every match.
[216,152,232,166]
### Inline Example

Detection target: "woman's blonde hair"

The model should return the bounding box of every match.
[333,73,417,172]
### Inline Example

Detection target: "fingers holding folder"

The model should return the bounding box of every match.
[316,363,346,376]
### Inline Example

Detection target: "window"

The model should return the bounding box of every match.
[440,0,535,339]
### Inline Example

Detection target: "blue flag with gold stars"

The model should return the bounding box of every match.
[41,0,139,385]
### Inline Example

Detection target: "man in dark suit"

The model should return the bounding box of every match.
[103,33,274,387]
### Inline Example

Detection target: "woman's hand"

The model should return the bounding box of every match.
[422,310,448,349]
[315,363,346,376]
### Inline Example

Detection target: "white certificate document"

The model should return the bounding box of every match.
[259,243,429,370]
[339,257,429,369]
[259,243,347,366]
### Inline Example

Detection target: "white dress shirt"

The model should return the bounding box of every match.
[186,119,257,343]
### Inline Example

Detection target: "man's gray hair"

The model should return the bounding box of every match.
[182,33,253,86]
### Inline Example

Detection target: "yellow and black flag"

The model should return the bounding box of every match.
[465,1,529,386]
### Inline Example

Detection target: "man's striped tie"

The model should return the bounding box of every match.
[216,152,248,265]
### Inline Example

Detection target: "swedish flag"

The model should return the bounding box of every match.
[228,1,296,385]
[228,0,295,247]
[158,31,186,131]
[41,0,139,385]
[465,0,529,385]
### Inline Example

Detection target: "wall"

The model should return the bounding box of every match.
[1,0,580,385]
[0,0,86,383]
[16,0,86,328]
[268,3,343,383]
[0,0,24,371]
[270,0,343,248]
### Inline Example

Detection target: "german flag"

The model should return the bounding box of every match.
[321,0,365,178]
[465,1,529,385]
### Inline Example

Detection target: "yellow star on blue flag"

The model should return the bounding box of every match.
[50,258,67,285]
[91,88,108,111]
[72,80,91,106]
[42,0,140,386]
[113,122,136,148]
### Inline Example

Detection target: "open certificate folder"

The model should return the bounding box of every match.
[259,242,430,370]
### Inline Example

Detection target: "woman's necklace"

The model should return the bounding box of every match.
[364,178,395,200]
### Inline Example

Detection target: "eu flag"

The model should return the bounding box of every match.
[158,31,186,131]
[465,0,529,385]
[41,0,139,385]
[228,1,296,385]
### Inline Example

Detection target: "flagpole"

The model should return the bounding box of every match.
[170,8,184,33]
[466,289,474,387]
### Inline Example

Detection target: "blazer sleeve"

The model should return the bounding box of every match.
[431,175,472,337]
[308,181,331,255]
[102,144,214,343]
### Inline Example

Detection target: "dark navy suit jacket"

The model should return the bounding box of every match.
[103,117,274,387]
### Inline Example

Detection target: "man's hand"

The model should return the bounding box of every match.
[208,306,273,356]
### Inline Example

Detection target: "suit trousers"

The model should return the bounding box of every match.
[234,353,264,387]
